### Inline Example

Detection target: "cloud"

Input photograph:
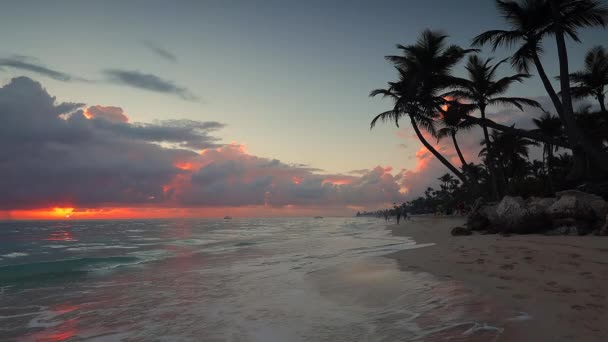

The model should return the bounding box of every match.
[0,56,76,82]
[143,41,178,63]
[0,77,406,216]
[177,145,406,208]
[84,105,129,123]
[0,77,217,210]
[104,69,197,101]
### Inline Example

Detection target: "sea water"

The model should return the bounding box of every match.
[0,218,508,341]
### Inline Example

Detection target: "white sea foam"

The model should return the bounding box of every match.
[2,252,29,258]
[66,245,138,252]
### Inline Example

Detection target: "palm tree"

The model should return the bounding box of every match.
[480,129,538,188]
[436,100,477,168]
[532,112,564,191]
[548,0,608,126]
[473,0,608,178]
[445,55,541,198]
[370,30,475,183]
[566,45,608,113]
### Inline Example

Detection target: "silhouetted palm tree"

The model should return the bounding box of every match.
[532,112,563,191]
[480,129,538,187]
[445,55,541,197]
[371,30,475,183]
[548,0,608,127]
[473,0,608,178]
[566,45,608,113]
[437,100,477,168]
[532,112,564,170]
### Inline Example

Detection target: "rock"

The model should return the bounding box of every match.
[547,195,596,235]
[493,196,553,234]
[556,190,608,228]
[466,198,498,232]
[481,204,499,227]
[545,225,580,236]
[599,214,608,236]
[451,226,472,236]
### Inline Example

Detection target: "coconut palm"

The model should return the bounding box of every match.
[532,112,564,171]
[436,100,477,168]
[547,0,608,125]
[473,0,608,178]
[445,55,541,198]
[472,1,558,112]
[370,30,475,183]
[532,112,564,191]
[480,129,539,187]
[566,45,608,113]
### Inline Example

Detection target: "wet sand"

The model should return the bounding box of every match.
[388,216,608,342]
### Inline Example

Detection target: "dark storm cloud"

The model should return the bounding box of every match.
[0,77,217,209]
[0,56,76,82]
[104,69,197,100]
[143,41,178,63]
[91,118,224,150]
[0,77,407,211]
[178,145,405,207]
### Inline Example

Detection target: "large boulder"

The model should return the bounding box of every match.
[547,194,596,235]
[451,226,472,236]
[466,198,498,232]
[599,214,608,236]
[494,196,553,234]
[556,190,608,228]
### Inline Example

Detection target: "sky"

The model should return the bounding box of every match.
[0,0,605,219]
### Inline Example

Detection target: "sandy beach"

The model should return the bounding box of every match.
[388,216,608,342]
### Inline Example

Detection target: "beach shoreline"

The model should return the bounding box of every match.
[386,216,608,342]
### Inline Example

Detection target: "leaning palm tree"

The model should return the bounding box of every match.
[548,0,608,126]
[445,55,541,198]
[371,30,475,183]
[436,100,477,168]
[473,0,608,179]
[566,45,608,113]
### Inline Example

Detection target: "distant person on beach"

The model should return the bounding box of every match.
[383,211,389,222]
[396,211,401,224]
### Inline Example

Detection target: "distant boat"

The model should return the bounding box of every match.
[314,216,323,219]
[224,216,232,220]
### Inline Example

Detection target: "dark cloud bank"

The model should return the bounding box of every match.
[0,77,406,211]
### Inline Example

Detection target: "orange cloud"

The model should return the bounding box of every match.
[83,105,129,123]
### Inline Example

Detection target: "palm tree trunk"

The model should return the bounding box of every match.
[410,116,466,183]
[451,131,467,167]
[530,51,591,178]
[529,51,592,179]
[549,3,608,179]
[479,106,500,200]
[598,93,607,113]
[532,53,564,114]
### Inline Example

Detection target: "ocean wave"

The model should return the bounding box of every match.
[66,245,139,252]
[1,252,29,258]
[0,256,141,283]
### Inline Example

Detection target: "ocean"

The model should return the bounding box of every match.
[0,218,507,341]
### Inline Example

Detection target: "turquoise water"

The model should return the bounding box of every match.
[0,218,509,341]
